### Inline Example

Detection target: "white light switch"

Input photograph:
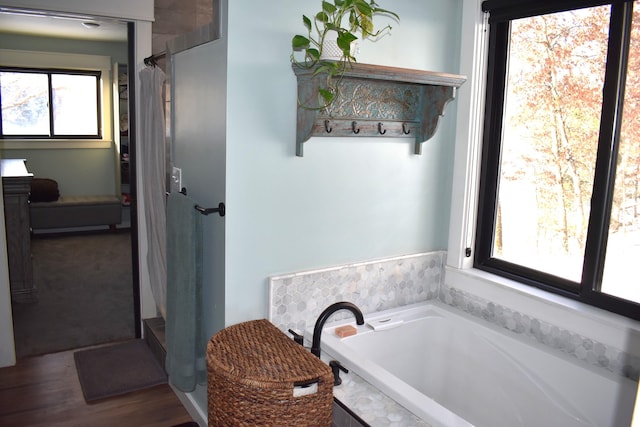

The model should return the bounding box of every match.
[171,166,182,192]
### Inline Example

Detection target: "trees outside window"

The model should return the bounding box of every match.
[0,68,101,139]
[477,1,639,320]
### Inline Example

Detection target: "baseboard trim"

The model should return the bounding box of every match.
[170,384,207,427]
[145,318,206,426]
[142,317,166,369]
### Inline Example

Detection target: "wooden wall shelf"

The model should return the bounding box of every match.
[293,62,466,156]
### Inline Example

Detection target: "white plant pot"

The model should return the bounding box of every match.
[320,30,357,60]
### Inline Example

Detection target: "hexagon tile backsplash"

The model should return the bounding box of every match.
[268,252,445,335]
[268,250,640,381]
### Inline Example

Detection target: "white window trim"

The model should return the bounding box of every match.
[0,48,113,149]
[448,0,640,346]
[448,0,488,271]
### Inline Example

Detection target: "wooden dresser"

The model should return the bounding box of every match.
[1,159,35,302]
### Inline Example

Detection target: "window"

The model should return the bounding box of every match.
[0,68,101,139]
[477,0,640,320]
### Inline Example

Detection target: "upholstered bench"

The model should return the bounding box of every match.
[30,195,122,230]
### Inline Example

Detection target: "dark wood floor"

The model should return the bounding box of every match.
[0,348,195,427]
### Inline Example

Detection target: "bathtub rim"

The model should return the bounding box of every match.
[309,300,638,427]
[321,354,470,427]
[309,302,474,427]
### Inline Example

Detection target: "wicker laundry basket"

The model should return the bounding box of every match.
[207,319,333,427]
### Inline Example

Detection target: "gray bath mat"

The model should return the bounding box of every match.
[74,340,167,402]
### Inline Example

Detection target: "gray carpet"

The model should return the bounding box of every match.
[74,339,167,402]
[12,231,135,358]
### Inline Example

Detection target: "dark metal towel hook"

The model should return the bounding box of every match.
[378,122,386,135]
[195,202,226,217]
[324,120,332,133]
[402,123,411,135]
[352,121,360,134]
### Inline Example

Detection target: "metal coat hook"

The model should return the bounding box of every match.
[378,122,386,135]
[324,120,332,133]
[352,121,360,134]
[402,123,411,135]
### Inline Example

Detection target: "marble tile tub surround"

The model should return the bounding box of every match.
[440,281,640,381]
[269,251,639,382]
[333,370,429,427]
[268,252,444,335]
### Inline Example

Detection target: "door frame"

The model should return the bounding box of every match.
[0,1,154,365]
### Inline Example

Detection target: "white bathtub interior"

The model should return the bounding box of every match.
[312,302,638,427]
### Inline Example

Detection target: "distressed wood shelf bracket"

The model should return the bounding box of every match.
[293,62,466,157]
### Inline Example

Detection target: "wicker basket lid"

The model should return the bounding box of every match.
[207,319,331,388]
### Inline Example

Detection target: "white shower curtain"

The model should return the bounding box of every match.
[139,65,167,318]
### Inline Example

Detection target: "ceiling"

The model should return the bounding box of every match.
[0,9,127,42]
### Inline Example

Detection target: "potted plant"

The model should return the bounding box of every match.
[291,0,399,109]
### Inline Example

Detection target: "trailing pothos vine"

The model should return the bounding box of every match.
[291,0,399,110]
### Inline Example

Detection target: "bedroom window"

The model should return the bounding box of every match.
[0,68,101,139]
[476,0,640,320]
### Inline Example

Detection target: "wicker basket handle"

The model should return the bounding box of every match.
[293,378,320,397]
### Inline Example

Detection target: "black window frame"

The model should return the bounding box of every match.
[0,67,102,140]
[476,0,640,321]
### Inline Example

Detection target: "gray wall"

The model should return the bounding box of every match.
[0,34,128,196]
[0,33,127,61]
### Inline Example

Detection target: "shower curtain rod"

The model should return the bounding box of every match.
[144,51,166,67]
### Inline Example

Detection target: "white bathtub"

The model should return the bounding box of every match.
[311,302,638,427]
